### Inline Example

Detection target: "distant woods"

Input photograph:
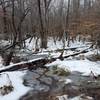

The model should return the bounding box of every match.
[0,0,100,48]
[0,0,100,66]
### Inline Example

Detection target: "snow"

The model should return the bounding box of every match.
[65,79,72,84]
[0,38,99,99]
[25,38,40,50]
[46,59,100,76]
[57,95,68,100]
[70,95,93,100]
[0,40,10,47]
[0,56,3,68]
[25,38,35,50]
[0,71,30,100]
[45,38,100,77]
[47,37,90,51]
[25,37,90,51]
[57,94,93,100]
[0,57,43,72]
[0,73,11,87]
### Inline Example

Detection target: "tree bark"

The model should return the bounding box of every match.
[37,0,47,49]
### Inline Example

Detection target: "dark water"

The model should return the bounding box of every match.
[19,69,100,100]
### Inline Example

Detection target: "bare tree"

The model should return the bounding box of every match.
[0,0,11,39]
[0,0,30,66]
[37,0,52,48]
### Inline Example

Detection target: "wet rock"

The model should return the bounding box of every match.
[0,85,13,95]
[0,73,13,95]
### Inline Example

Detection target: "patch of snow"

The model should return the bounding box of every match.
[47,59,100,76]
[70,95,82,100]
[56,95,68,100]
[47,38,63,51]
[65,79,72,84]
[57,94,93,100]
[0,71,30,100]
[70,95,93,100]
[0,56,3,68]
[25,38,40,50]
[0,40,10,47]
[0,74,11,87]
[25,38,35,50]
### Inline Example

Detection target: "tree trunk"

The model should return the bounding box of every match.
[2,4,8,40]
[2,0,18,66]
[37,0,47,49]
[66,0,70,47]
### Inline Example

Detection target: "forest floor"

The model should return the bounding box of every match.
[0,37,100,100]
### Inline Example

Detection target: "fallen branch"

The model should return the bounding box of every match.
[27,45,90,55]
[55,45,89,52]
[0,46,91,73]
[0,58,49,73]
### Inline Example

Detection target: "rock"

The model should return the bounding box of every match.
[0,85,13,95]
[0,73,13,95]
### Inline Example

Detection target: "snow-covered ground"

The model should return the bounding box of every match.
[25,37,91,51]
[0,71,30,100]
[46,59,100,76]
[0,37,100,100]
[57,94,93,100]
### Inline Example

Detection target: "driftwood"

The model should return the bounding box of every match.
[0,59,49,73]
[0,46,90,73]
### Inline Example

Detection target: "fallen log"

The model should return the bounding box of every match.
[30,45,89,54]
[55,45,89,52]
[63,49,88,58]
[0,58,49,73]
[0,47,90,73]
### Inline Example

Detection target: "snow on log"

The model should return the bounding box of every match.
[0,47,90,73]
